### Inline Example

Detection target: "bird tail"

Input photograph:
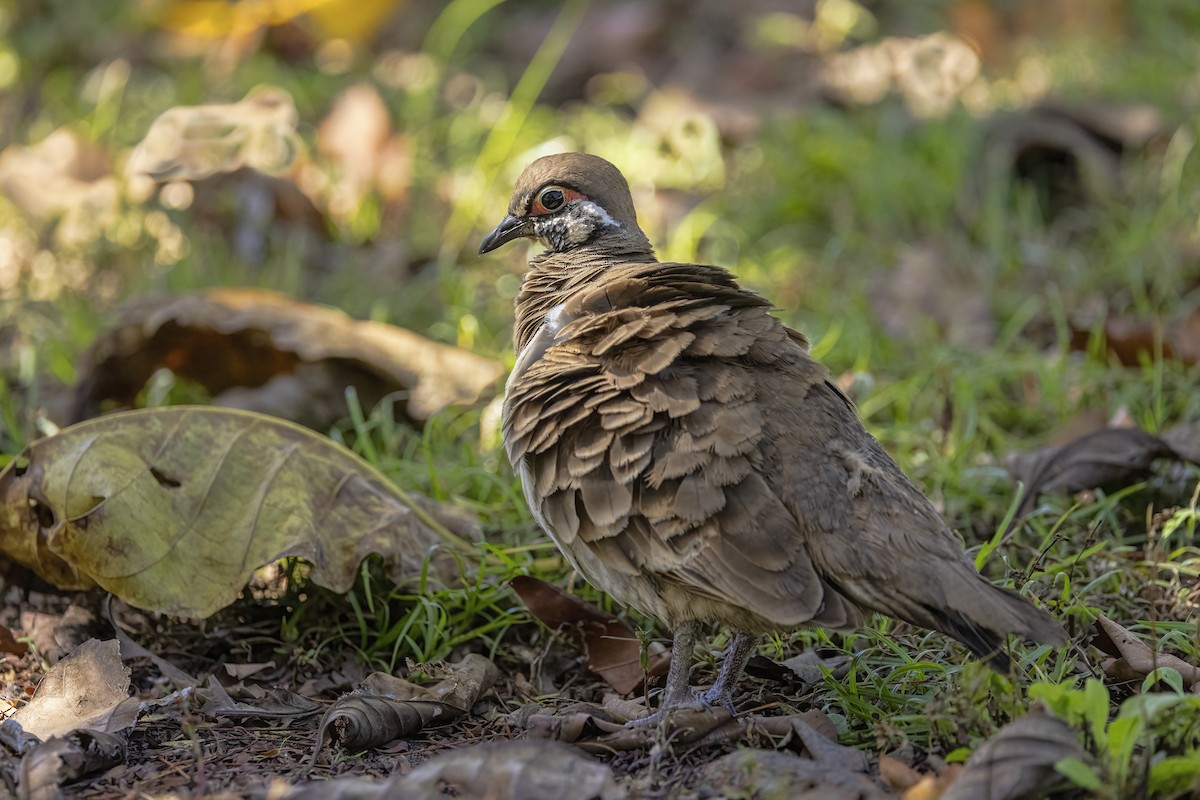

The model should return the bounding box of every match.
[836,560,1066,672]
[908,568,1066,672]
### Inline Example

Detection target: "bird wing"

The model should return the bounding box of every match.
[503,262,863,630]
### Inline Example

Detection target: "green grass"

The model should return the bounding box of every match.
[3,0,1200,794]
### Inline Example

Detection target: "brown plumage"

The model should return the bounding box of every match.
[481,152,1066,721]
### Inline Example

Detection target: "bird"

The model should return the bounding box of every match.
[480,152,1066,724]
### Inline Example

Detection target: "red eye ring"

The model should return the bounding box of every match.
[531,185,586,215]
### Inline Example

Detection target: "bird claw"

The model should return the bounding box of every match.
[624,687,737,728]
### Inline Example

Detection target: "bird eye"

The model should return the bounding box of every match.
[538,187,565,211]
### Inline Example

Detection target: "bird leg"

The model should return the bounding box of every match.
[628,624,760,727]
[703,632,758,715]
[627,620,704,727]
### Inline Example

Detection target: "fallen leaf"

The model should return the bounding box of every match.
[511,575,670,694]
[0,406,475,617]
[880,753,925,792]
[1071,307,1200,367]
[938,712,1091,800]
[197,676,322,720]
[1094,615,1200,689]
[0,623,28,657]
[405,740,623,800]
[70,288,503,427]
[10,640,131,740]
[1007,426,1189,520]
[316,83,394,217]
[17,729,126,799]
[701,720,886,800]
[126,85,303,183]
[778,649,853,685]
[223,661,276,680]
[312,654,498,757]
[961,102,1163,225]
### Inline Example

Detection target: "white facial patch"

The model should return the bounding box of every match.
[563,200,621,244]
[535,199,622,249]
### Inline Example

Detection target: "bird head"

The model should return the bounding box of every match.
[479,153,651,257]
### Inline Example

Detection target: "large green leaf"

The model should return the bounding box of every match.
[0,406,473,617]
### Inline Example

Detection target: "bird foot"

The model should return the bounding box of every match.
[624,686,738,728]
[624,688,708,728]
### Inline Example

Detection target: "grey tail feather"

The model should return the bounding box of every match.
[920,585,1066,674]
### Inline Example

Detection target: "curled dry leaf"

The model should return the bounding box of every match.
[70,288,503,427]
[197,676,322,720]
[17,729,126,800]
[961,102,1164,225]
[312,654,499,756]
[511,575,670,694]
[938,713,1090,800]
[1094,615,1200,689]
[126,85,303,183]
[0,406,474,617]
[1007,426,1188,520]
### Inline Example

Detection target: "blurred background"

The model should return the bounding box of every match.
[1,0,1199,470]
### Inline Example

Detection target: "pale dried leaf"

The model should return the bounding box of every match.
[880,753,924,792]
[126,85,302,182]
[10,640,130,740]
[1094,615,1200,688]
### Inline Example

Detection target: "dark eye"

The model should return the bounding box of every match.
[538,187,565,211]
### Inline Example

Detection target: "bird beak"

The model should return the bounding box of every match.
[479,214,531,254]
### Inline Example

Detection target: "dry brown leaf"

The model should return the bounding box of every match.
[70,288,503,427]
[1007,426,1187,520]
[511,575,670,694]
[0,623,28,657]
[316,83,395,217]
[880,753,925,792]
[1071,308,1200,367]
[197,676,322,720]
[938,713,1090,800]
[312,654,498,757]
[10,640,133,741]
[903,765,964,800]
[16,728,126,800]
[778,649,853,685]
[0,406,474,617]
[1094,615,1200,689]
[962,102,1163,226]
